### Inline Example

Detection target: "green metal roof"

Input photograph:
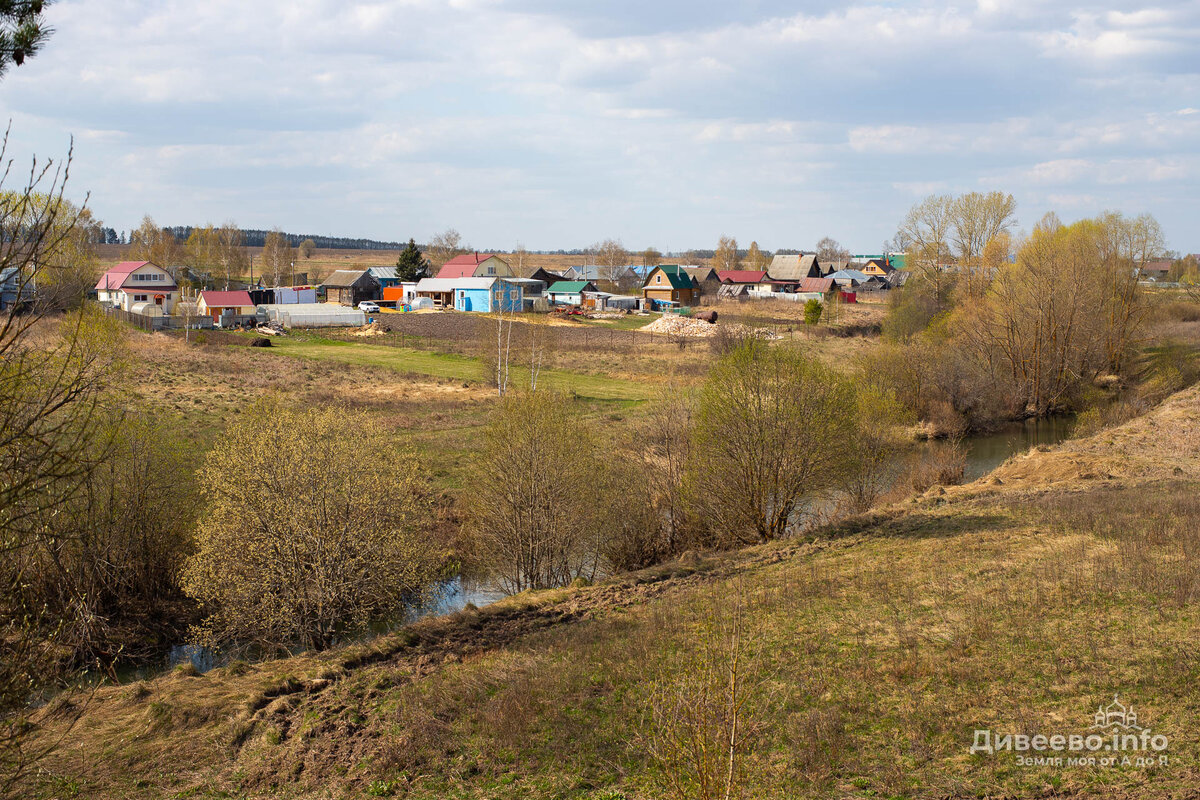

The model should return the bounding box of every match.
[647,265,694,290]
[547,280,591,293]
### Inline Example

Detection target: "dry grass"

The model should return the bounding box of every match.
[21,377,1200,799]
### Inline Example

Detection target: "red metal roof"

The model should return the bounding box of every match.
[200,290,254,308]
[718,270,769,284]
[94,261,153,291]
[436,253,501,280]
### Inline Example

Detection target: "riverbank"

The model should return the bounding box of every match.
[20,382,1200,800]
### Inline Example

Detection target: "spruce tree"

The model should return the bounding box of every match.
[395,238,430,281]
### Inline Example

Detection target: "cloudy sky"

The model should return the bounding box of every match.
[2,0,1197,252]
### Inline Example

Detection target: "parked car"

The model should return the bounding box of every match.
[358,301,380,313]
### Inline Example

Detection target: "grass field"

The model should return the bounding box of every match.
[21,379,1200,799]
[259,332,659,402]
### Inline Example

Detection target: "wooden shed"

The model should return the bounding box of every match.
[322,270,381,307]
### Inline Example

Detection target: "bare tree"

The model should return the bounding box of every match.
[128,214,182,275]
[949,191,1017,265]
[642,247,663,268]
[465,391,604,593]
[815,236,850,263]
[261,228,294,287]
[214,222,246,289]
[0,135,121,794]
[897,195,955,311]
[511,243,528,275]
[594,238,628,286]
[649,584,773,800]
[426,228,467,267]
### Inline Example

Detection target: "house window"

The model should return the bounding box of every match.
[134,294,147,301]
[657,276,662,283]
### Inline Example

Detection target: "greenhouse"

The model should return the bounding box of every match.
[259,303,366,328]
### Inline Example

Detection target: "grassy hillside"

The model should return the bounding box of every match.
[21,381,1200,799]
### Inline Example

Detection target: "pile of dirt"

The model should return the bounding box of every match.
[350,323,385,337]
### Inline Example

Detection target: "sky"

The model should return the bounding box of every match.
[1,0,1198,253]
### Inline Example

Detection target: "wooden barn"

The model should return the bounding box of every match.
[322,270,381,307]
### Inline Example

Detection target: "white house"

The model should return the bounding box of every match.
[94,261,178,313]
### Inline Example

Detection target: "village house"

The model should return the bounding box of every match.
[642,265,699,307]
[798,276,838,300]
[1139,260,1172,280]
[682,266,721,297]
[546,280,597,306]
[94,261,178,313]
[514,266,569,286]
[507,278,548,309]
[0,266,35,311]
[717,270,777,293]
[768,254,822,284]
[827,269,871,288]
[323,270,381,306]
[414,277,457,308]
[197,290,256,323]
[859,258,894,278]
[452,277,524,313]
[436,253,512,279]
[566,263,641,287]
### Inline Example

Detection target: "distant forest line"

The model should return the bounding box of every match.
[94,225,810,258]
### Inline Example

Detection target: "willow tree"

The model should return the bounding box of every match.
[691,341,858,544]
[181,400,440,653]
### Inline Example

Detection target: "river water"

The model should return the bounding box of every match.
[960,416,1075,480]
[139,578,505,678]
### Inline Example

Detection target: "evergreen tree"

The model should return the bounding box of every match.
[395,238,430,281]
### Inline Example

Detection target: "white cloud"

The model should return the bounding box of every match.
[0,0,1195,250]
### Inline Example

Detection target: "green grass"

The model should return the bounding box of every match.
[257,333,656,401]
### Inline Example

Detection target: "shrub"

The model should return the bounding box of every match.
[464,391,605,592]
[803,298,823,326]
[181,399,440,653]
[690,341,859,544]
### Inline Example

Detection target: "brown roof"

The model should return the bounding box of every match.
[768,254,820,281]
[683,266,719,283]
[323,269,377,288]
[799,277,834,293]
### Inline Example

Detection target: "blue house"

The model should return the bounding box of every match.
[453,277,523,313]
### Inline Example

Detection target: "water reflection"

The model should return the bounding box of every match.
[961,416,1075,480]
[153,576,505,676]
